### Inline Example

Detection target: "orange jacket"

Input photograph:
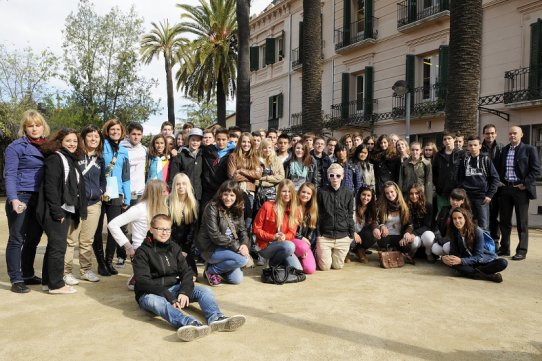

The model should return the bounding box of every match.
[252,201,299,250]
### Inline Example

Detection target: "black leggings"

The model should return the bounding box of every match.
[353,227,376,251]
[453,258,508,278]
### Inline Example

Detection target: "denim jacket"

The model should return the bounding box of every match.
[3,136,44,202]
[450,227,497,266]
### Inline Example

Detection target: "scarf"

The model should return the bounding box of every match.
[28,137,46,149]
[386,198,401,213]
[58,148,81,208]
[289,159,308,178]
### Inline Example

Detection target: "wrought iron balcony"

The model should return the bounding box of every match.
[504,66,542,104]
[291,48,301,69]
[290,112,302,127]
[335,17,377,51]
[392,82,446,116]
[330,99,374,125]
[397,0,449,29]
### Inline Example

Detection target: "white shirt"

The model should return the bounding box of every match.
[107,202,148,249]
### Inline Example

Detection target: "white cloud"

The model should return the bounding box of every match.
[0,0,271,134]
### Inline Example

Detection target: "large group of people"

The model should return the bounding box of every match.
[4,110,541,340]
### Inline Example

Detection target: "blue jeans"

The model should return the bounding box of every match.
[138,284,223,328]
[207,247,247,284]
[5,192,43,283]
[470,197,489,231]
[259,241,302,270]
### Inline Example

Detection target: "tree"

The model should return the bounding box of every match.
[62,0,159,126]
[235,0,251,131]
[140,20,188,127]
[0,45,58,136]
[176,0,237,127]
[444,0,482,135]
[180,95,218,128]
[302,0,323,134]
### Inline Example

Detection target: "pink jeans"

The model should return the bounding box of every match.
[292,239,316,274]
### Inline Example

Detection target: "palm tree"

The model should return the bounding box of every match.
[444,0,482,135]
[236,0,251,131]
[140,20,188,127]
[176,0,237,127]
[302,0,323,134]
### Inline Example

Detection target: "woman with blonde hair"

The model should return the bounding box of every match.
[294,182,318,274]
[373,181,416,263]
[253,138,284,217]
[4,110,50,293]
[169,173,199,276]
[108,180,169,289]
[253,179,302,270]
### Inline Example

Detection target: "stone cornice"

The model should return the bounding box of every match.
[405,29,449,48]
[517,0,542,14]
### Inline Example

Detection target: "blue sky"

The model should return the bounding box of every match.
[0,0,270,134]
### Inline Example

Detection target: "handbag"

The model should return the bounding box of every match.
[261,265,306,285]
[378,249,405,269]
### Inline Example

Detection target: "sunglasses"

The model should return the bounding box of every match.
[329,173,342,178]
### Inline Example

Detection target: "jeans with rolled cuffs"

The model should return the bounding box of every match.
[138,283,224,328]
[207,247,248,284]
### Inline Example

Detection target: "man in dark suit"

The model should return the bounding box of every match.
[497,126,541,260]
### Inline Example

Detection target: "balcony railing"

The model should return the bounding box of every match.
[291,112,302,127]
[291,48,301,68]
[392,82,446,116]
[330,99,374,124]
[504,66,542,104]
[335,17,377,51]
[397,0,449,29]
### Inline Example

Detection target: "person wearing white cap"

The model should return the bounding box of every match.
[168,128,203,202]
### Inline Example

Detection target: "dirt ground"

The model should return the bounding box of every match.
[0,199,541,361]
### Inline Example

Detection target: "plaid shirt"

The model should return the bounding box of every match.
[505,145,518,182]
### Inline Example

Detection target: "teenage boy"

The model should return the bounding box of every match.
[276,133,291,164]
[454,131,465,150]
[291,134,302,146]
[202,129,215,146]
[303,132,315,151]
[200,127,235,212]
[481,124,504,245]
[432,131,463,212]
[168,128,203,202]
[132,214,246,342]
[121,122,147,205]
[457,136,499,231]
[311,136,331,188]
[266,129,278,149]
[326,137,337,162]
[251,131,262,150]
[161,121,174,137]
[497,126,540,260]
[229,132,239,147]
[316,163,355,271]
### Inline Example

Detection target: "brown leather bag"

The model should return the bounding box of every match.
[378,250,405,269]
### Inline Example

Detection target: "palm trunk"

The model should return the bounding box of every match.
[444,0,482,135]
[217,73,226,127]
[302,0,322,134]
[236,0,251,131]
[165,55,176,126]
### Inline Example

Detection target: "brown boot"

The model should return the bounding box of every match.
[357,249,369,263]
[344,253,351,263]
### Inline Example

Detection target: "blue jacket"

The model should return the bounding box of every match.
[3,136,45,202]
[77,154,107,206]
[450,227,497,266]
[103,139,131,205]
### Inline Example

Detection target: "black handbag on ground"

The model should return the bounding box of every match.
[261,265,306,285]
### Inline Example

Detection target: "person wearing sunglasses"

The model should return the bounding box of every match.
[316,163,355,271]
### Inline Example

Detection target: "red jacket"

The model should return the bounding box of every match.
[253,201,299,250]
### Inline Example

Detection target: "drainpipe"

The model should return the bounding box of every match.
[288,13,292,126]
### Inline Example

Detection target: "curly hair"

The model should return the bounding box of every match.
[212,180,245,218]
[40,128,85,158]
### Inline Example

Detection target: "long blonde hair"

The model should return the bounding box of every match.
[168,173,198,225]
[377,181,410,226]
[275,179,301,230]
[259,138,276,167]
[140,180,169,228]
[298,182,318,229]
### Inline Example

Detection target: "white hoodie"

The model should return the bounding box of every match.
[120,138,147,196]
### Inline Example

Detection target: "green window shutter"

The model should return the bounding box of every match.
[341,73,350,119]
[406,54,415,108]
[438,45,449,99]
[529,19,542,92]
[439,0,449,10]
[268,96,274,120]
[343,0,351,46]
[408,0,417,23]
[250,46,259,71]
[364,66,374,116]
[278,94,283,118]
[265,38,275,65]
[299,22,304,61]
[365,0,374,39]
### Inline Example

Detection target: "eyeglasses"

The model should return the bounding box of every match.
[329,174,342,178]
[152,227,172,233]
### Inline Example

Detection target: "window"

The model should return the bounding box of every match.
[355,0,365,35]
[356,75,364,111]
[419,53,439,100]
[277,36,284,61]
[259,44,266,68]
[268,94,283,120]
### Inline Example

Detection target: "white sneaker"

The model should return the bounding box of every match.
[210,315,246,332]
[42,285,49,292]
[81,270,100,282]
[49,285,77,294]
[63,273,79,285]
[176,323,211,342]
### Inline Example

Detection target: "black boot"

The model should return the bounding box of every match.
[105,260,118,275]
[475,269,503,283]
[93,242,111,277]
